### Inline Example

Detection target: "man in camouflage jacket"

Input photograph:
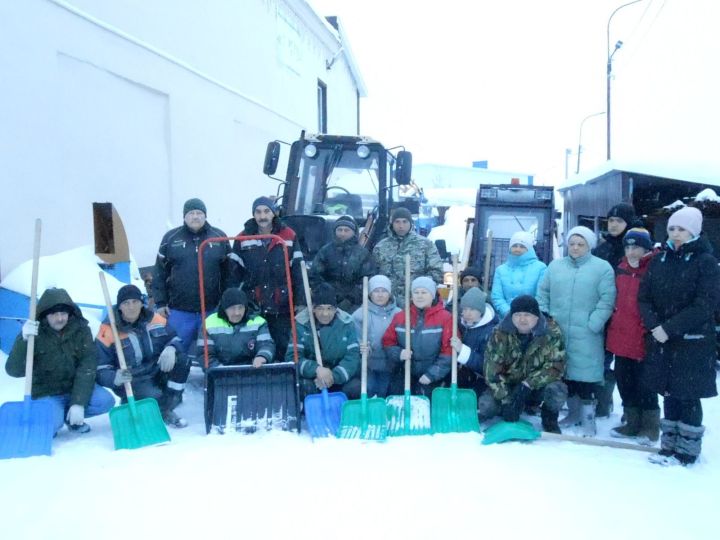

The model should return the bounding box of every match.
[372,207,444,308]
[480,295,567,433]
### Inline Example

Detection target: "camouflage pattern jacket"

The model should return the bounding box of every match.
[483,313,565,402]
[372,226,444,307]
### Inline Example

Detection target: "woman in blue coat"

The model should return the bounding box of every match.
[491,231,547,317]
[537,226,616,437]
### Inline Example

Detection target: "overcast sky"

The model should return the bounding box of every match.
[310,0,720,185]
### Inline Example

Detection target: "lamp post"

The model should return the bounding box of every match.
[606,0,644,160]
[577,111,606,174]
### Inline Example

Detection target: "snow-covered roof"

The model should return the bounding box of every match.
[558,159,720,191]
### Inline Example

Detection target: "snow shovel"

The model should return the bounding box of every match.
[99,272,170,450]
[0,219,54,460]
[300,261,347,438]
[338,277,388,440]
[386,255,431,436]
[432,255,480,433]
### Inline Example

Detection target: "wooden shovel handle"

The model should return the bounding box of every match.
[361,277,369,396]
[483,230,493,291]
[99,272,134,398]
[451,254,459,385]
[24,219,41,396]
[300,261,324,368]
[404,254,411,392]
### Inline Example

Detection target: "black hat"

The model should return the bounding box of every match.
[252,196,277,215]
[333,215,357,233]
[460,266,483,283]
[607,203,636,226]
[219,288,248,312]
[117,284,143,305]
[183,198,207,216]
[390,207,413,223]
[312,283,337,307]
[510,295,540,317]
[43,304,73,316]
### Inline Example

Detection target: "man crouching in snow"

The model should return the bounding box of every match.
[480,295,567,433]
[287,283,361,400]
[6,288,115,435]
[95,285,190,428]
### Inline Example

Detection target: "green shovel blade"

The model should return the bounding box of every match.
[431,384,480,434]
[482,419,541,445]
[109,396,171,450]
[338,394,388,441]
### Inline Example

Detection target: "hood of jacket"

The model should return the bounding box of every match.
[37,288,85,322]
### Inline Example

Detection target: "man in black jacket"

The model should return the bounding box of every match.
[152,198,232,352]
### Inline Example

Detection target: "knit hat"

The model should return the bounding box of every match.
[623,227,653,251]
[411,276,437,297]
[668,206,703,237]
[333,215,357,233]
[219,287,248,312]
[460,287,486,315]
[117,284,143,305]
[460,266,483,283]
[509,231,534,251]
[607,203,636,226]
[390,207,413,223]
[369,275,392,294]
[567,226,597,250]
[510,295,540,317]
[252,196,277,215]
[183,198,207,216]
[312,283,337,307]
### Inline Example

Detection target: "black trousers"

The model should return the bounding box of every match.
[663,396,702,427]
[265,313,292,362]
[614,355,659,410]
[565,380,599,400]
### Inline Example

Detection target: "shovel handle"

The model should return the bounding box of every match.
[99,272,134,399]
[404,254,411,393]
[451,254,459,386]
[483,230,493,291]
[300,261,324,369]
[24,219,41,397]
[361,277,368,396]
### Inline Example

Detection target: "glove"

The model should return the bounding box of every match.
[113,369,133,386]
[252,356,267,368]
[501,382,532,423]
[66,404,85,426]
[21,320,39,341]
[315,366,334,389]
[418,374,432,385]
[158,346,177,372]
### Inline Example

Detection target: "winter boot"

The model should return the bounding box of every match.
[540,406,561,434]
[610,407,641,438]
[580,400,596,437]
[674,422,705,466]
[559,395,582,428]
[160,388,188,428]
[595,370,616,418]
[162,410,189,429]
[648,419,679,465]
[636,409,660,446]
[66,422,91,434]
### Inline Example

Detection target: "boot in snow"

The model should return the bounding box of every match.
[160,388,187,428]
[674,422,705,466]
[610,407,641,438]
[162,410,188,429]
[595,370,616,418]
[648,419,679,465]
[580,400,596,437]
[636,409,660,446]
[541,406,561,434]
[559,395,581,428]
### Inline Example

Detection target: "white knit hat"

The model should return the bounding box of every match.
[368,275,392,294]
[668,206,703,237]
[567,226,597,250]
[509,231,534,251]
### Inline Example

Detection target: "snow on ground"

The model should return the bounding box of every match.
[1,354,718,540]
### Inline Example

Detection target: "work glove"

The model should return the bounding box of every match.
[252,355,267,368]
[399,349,413,362]
[113,369,133,387]
[158,346,177,372]
[450,337,463,354]
[501,382,532,423]
[66,404,85,426]
[21,320,39,341]
[418,374,432,385]
[315,366,335,389]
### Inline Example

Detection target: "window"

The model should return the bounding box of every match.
[317,80,327,133]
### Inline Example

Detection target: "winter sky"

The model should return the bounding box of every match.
[310,0,720,185]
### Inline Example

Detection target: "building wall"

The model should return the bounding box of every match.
[0,0,361,276]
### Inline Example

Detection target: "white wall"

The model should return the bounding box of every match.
[0,0,361,276]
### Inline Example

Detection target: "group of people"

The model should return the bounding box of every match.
[6,197,718,467]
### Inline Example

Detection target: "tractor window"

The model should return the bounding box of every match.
[325,151,380,219]
[485,212,541,240]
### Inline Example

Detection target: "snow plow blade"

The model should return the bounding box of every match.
[204,363,300,434]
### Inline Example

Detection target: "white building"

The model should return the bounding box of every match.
[0,0,365,276]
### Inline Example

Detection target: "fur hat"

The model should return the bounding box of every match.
[333,215,357,233]
[567,226,597,250]
[607,203,636,226]
[510,295,540,317]
[668,206,702,237]
[390,207,413,223]
[117,284,143,306]
[509,231,534,251]
[252,196,277,215]
[183,198,207,217]
[369,275,392,294]
[623,227,653,251]
[460,287,486,315]
[411,276,437,297]
[313,283,337,307]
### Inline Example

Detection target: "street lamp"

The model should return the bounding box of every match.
[577,111,606,174]
[606,0,644,160]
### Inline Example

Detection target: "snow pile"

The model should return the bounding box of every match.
[694,188,720,203]
[427,205,474,258]
[663,199,686,210]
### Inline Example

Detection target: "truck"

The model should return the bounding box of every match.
[262,132,414,260]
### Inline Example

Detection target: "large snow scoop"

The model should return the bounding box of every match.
[300,261,347,437]
[386,255,431,436]
[482,420,660,453]
[198,234,301,435]
[205,362,299,434]
[432,255,480,434]
[100,272,170,450]
[338,277,388,440]
[0,219,54,460]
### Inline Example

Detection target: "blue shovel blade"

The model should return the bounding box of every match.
[0,396,54,459]
[304,389,347,438]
